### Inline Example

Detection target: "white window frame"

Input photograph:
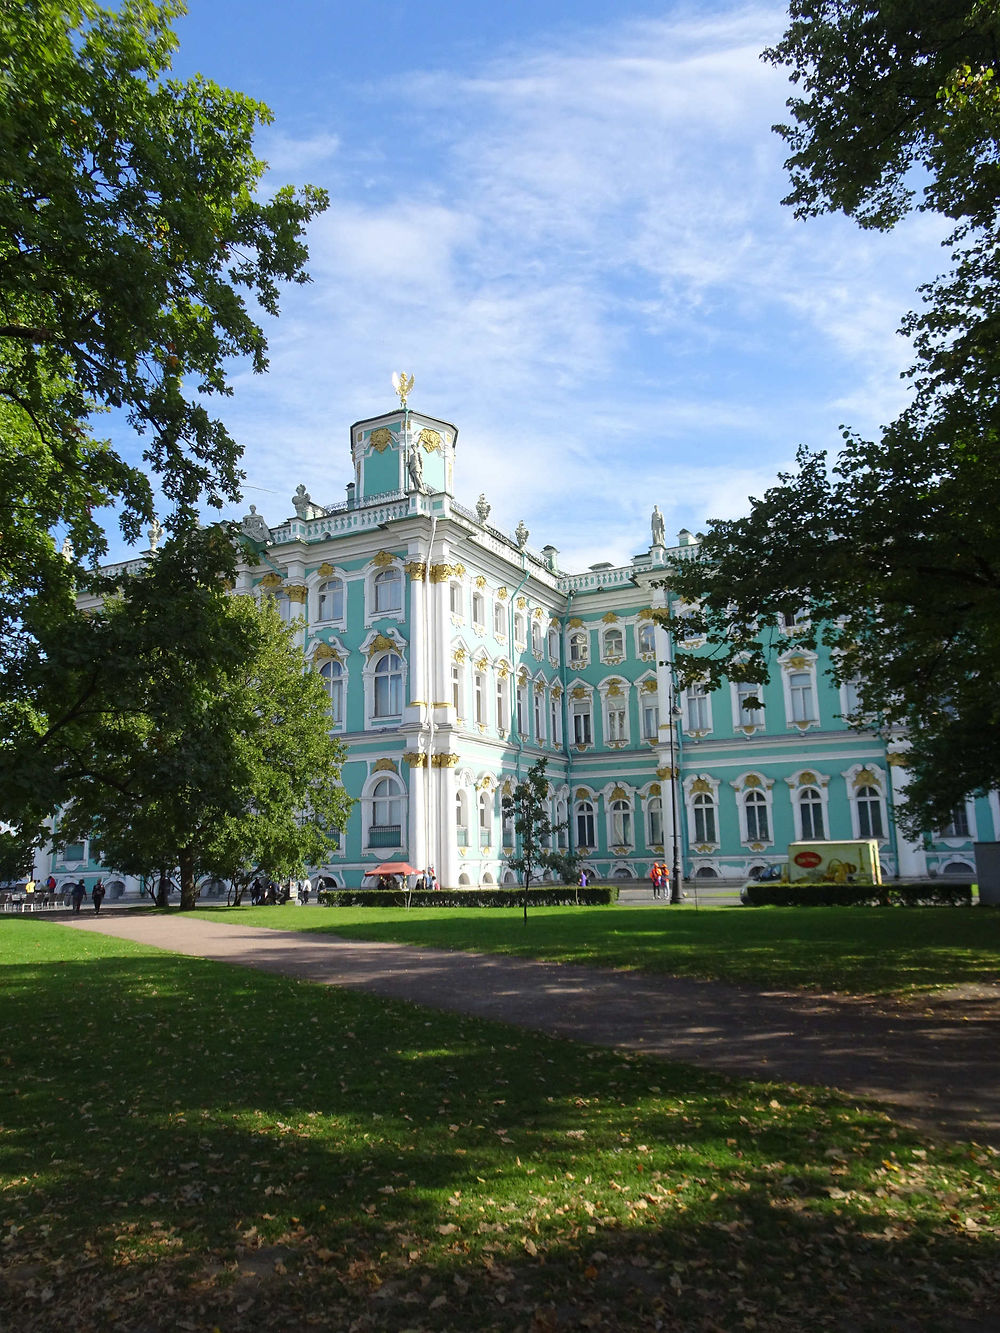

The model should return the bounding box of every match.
[316,576,345,624]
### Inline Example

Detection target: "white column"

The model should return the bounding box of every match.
[435,759,460,888]
[407,758,428,872]
[888,750,927,878]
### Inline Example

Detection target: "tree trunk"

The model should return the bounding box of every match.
[179,847,198,911]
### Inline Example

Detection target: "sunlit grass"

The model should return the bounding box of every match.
[187,901,1000,996]
[3,916,999,1332]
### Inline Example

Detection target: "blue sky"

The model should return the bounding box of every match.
[108,0,946,571]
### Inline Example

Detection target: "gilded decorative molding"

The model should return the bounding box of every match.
[571,686,588,700]
[551,684,562,698]
[568,616,583,628]
[369,426,394,453]
[453,647,466,663]
[373,758,397,773]
[405,560,427,581]
[418,428,442,452]
[259,572,283,589]
[497,661,510,679]
[786,654,810,670]
[517,667,529,684]
[453,563,466,578]
[854,767,878,788]
[799,771,817,786]
[432,701,451,708]
[312,642,340,662]
[367,632,397,660]
[534,680,546,694]
[638,608,654,621]
[887,751,909,768]
[497,587,508,601]
[533,607,544,618]
[403,751,427,767]
[690,777,712,794]
[431,753,459,768]
[602,611,619,623]
[285,584,308,604]
[429,563,452,583]
[744,774,762,788]
[606,682,624,698]
[575,788,590,801]
[516,596,527,610]
[611,785,627,800]
[475,575,487,588]
[656,766,673,781]
[317,562,335,577]
[641,679,657,694]
[475,656,489,672]
[649,783,661,796]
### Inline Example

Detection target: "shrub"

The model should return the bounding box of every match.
[742,881,973,907]
[316,886,620,909]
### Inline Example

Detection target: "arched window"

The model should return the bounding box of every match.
[744,790,769,842]
[610,799,632,846]
[799,787,824,839]
[638,622,655,655]
[319,660,344,726]
[856,785,883,839]
[603,627,623,659]
[373,652,403,718]
[456,789,469,847]
[647,795,663,847]
[692,792,717,844]
[569,632,588,663]
[317,578,344,622]
[370,778,403,848]
[576,800,596,847]
[556,798,568,849]
[373,567,402,614]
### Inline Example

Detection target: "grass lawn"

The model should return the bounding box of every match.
[187,901,1000,997]
[3,917,1000,1332]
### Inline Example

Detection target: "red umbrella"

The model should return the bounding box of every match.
[365,862,419,876]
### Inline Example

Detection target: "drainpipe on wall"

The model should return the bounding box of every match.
[561,589,576,858]
[422,506,438,887]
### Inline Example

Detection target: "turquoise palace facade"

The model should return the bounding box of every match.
[44,395,996,896]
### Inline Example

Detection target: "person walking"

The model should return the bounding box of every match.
[92,880,106,915]
[71,880,86,914]
[649,862,661,900]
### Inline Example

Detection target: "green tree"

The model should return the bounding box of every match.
[0,0,327,675]
[502,759,561,920]
[2,530,351,909]
[658,2,1000,834]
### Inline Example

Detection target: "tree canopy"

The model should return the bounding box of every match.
[658,1,1000,834]
[0,0,327,666]
[2,530,351,908]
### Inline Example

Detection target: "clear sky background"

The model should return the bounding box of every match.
[106,0,946,572]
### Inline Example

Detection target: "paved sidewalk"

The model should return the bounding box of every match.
[66,912,1000,1148]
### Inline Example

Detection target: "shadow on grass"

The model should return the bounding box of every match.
[3,935,1000,1331]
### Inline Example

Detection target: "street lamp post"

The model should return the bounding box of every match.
[667,678,683,904]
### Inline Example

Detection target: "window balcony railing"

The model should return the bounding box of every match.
[368,825,402,848]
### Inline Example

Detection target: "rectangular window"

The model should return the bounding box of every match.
[450,582,463,615]
[606,707,626,742]
[534,690,544,741]
[475,674,486,725]
[789,671,815,723]
[736,682,763,726]
[940,807,971,839]
[494,603,506,636]
[573,704,592,745]
[642,702,659,740]
[551,696,562,746]
[686,682,711,731]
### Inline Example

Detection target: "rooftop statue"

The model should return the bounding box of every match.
[651,504,665,548]
[292,484,325,521]
[240,505,272,544]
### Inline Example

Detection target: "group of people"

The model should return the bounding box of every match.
[69,879,105,914]
[249,877,312,905]
[649,862,671,899]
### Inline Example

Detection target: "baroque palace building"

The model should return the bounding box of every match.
[43,390,996,897]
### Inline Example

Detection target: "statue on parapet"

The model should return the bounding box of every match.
[407,441,425,493]
[651,504,665,548]
[240,505,272,544]
[292,484,325,521]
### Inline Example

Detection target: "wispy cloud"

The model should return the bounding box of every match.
[109,3,950,572]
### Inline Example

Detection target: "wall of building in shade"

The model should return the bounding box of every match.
[44,402,997,897]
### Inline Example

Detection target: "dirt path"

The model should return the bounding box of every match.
[66,912,1000,1147]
